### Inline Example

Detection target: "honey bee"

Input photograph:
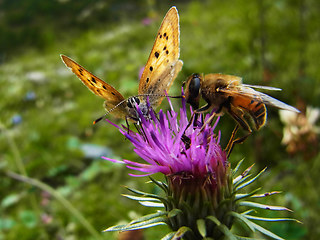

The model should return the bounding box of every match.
[183,73,300,132]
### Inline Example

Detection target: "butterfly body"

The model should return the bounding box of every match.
[61,6,182,122]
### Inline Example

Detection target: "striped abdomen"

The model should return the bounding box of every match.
[231,95,267,130]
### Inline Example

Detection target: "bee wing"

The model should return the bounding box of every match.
[242,84,282,91]
[61,55,128,117]
[220,86,300,113]
[138,7,182,107]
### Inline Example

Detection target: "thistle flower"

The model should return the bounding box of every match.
[103,95,298,240]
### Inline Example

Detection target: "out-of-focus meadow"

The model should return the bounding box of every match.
[1,0,319,239]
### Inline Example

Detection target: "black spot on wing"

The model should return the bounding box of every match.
[163,33,167,37]
[78,68,84,76]
[91,77,96,83]
[87,79,95,87]
[155,52,159,58]
[163,46,167,50]
[111,92,115,96]
[149,66,153,71]
[103,85,107,90]
[166,50,169,54]
[146,78,150,83]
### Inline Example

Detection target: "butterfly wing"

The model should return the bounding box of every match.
[138,6,182,107]
[61,55,128,118]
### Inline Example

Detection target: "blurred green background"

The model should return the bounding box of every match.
[1,0,319,239]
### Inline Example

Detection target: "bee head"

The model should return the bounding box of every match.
[183,73,202,109]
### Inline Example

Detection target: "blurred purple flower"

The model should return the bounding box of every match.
[11,114,22,125]
[141,17,152,26]
[25,91,36,101]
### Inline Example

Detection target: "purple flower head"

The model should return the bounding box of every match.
[103,92,227,179]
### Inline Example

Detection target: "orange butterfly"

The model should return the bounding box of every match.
[61,7,183,123]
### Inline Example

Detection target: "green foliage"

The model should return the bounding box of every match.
[1,0,319,239]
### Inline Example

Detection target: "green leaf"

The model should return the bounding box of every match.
[239,201,292,211]
[122,194,161,202]
[236,168,266,191]
[197,219,206,237]
[232,158,244,176]
[207,216,237,240]
[234,164,254,184]
[233,174,252,189]
[235,188,261,201]
[247,220,285,240]
[161,232,176,240]
[149,176,168,193]
[168,208,183,218]
[216,224,237,240]
[125,186,169,205]
[139,201,164,207]
[129,211,167,224]
[251,191,281,198]
[244,215,301,223]
[1,194,20,208]
[228,212,255,232]
[104,216,166,232]
[19,210,37,228]
[206,215,221,225]
[234,235,263,240]
[172,226,192,239]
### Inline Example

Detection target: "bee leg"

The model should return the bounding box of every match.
[196,103,211,113]
[184,111,197,132]
[225,124,251,158]
[199,112,217,133]
[181,112,198,149]
[228,106,252,132]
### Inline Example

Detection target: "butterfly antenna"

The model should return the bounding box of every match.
[135,93,183,99]
[93,99,128,125]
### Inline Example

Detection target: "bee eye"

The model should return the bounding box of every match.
[189,74,201,97]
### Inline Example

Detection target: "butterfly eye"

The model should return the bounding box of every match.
[127,97,141,108]
[134,97,140,105]
[127,99,133,108]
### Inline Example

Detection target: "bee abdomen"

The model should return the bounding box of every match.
[250,101,267,130]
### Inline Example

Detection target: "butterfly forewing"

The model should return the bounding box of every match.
[61,55,128,116]
[139,6,182,107]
